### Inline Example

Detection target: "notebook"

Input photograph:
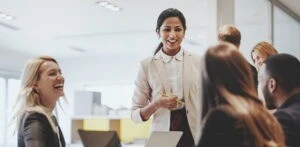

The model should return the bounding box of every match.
[78,129,121,147]
[145,131,183,147]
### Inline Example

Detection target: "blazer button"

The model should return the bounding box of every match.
[186,110,189,114]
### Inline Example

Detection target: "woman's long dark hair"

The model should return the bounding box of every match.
[154,8,186,55]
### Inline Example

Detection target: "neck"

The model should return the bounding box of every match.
[277,87,300,107]
[40,95,57,111]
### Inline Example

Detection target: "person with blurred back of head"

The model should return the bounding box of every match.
[258,53,300,147]
[16,56,65,147]
[198,42,285,147]
[218,24,258,87]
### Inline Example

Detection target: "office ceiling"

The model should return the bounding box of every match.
[0,0,298,59]
[0,0,208,58]
[279,0,300,16]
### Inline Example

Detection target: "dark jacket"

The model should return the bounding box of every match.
[18,112,65,147]
[198,105,251,147]
[249,63,258,88]
[274,93,300,147]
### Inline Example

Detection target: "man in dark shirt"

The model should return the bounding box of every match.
[258,54,300,147]
[218,24,258,87]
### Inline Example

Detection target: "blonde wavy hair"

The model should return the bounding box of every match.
[13,56,59,129]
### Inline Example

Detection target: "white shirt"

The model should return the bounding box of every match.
[158,48,184,100]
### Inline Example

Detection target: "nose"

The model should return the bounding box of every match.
[57,74,64,82]
[169,30,176,38]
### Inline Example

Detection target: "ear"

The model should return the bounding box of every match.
[33,85,39,93]
[268,78,277,93]
[156,29,160,38]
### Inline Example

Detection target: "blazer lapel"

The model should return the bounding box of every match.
[183,51,191,101]
[154,56,171,95]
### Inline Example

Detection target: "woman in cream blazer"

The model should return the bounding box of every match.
[131,49,202,139]
[131,8,202,146]
[131,8,203,146]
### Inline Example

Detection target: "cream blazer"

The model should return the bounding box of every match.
[131,49,202,143]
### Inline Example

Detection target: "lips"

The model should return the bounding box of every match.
[54,83,64,90]
[168,39,177,43]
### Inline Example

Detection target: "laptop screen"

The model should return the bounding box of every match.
[145,131,183,147]
[78,129,121,147]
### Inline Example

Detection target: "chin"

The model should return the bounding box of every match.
[56,92,65,99]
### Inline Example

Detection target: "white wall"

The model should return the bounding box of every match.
[0,48,33,75]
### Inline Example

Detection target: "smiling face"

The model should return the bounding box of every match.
[252,50,266,71]
[157,17,185,56]
[35,61,64,108]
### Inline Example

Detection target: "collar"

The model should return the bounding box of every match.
[278,93,300,109]
[158,48,184,63]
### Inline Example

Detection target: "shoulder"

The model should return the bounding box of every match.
[19,112,52,139]
[23,112,48,123]
[21,112,50,129]
[140,56,154,66]
[274,109,294,124]
[183,50,202,66]
[184,50,201,58]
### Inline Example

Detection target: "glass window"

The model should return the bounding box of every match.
[274,6,300,58]
[0,77,5,145]
[235,0,270,62]
[6,78,20,144]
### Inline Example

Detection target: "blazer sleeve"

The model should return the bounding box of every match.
[131,60,152,123]
[198,106,248,147]
[22,114,50,147]
[274,110,296,147]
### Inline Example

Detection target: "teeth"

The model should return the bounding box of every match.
[54,84,64,88]
[168,40,176,43]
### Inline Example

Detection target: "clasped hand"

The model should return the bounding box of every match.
[156,95,178,110]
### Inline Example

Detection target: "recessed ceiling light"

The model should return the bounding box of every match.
[0,12,15,21]
[0,13,6,18]
[5,15,14,20]
[70,46,87,53]
[95,1,122,12]
[111,6,121,12]
[97,1,108,6]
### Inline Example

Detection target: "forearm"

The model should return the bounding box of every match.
[140,100,160,121]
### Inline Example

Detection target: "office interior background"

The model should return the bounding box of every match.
[0,0,299,146]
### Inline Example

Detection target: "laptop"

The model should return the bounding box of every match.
[78,129,121,147]
[145,131,183,147]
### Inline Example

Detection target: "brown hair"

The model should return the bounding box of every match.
[251,41,278,63]
[218,25,241,48]
[202,42,285,147]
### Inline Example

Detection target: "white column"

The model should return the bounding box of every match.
[207,0,235,45]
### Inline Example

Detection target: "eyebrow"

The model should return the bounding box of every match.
[47,68,61,72]
[162,26,182,28]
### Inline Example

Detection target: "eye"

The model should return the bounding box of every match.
[175,28,183,32]
[49,72,57,76]
[162,28,171,32]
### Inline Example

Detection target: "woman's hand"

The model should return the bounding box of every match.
[155,95,178,110]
